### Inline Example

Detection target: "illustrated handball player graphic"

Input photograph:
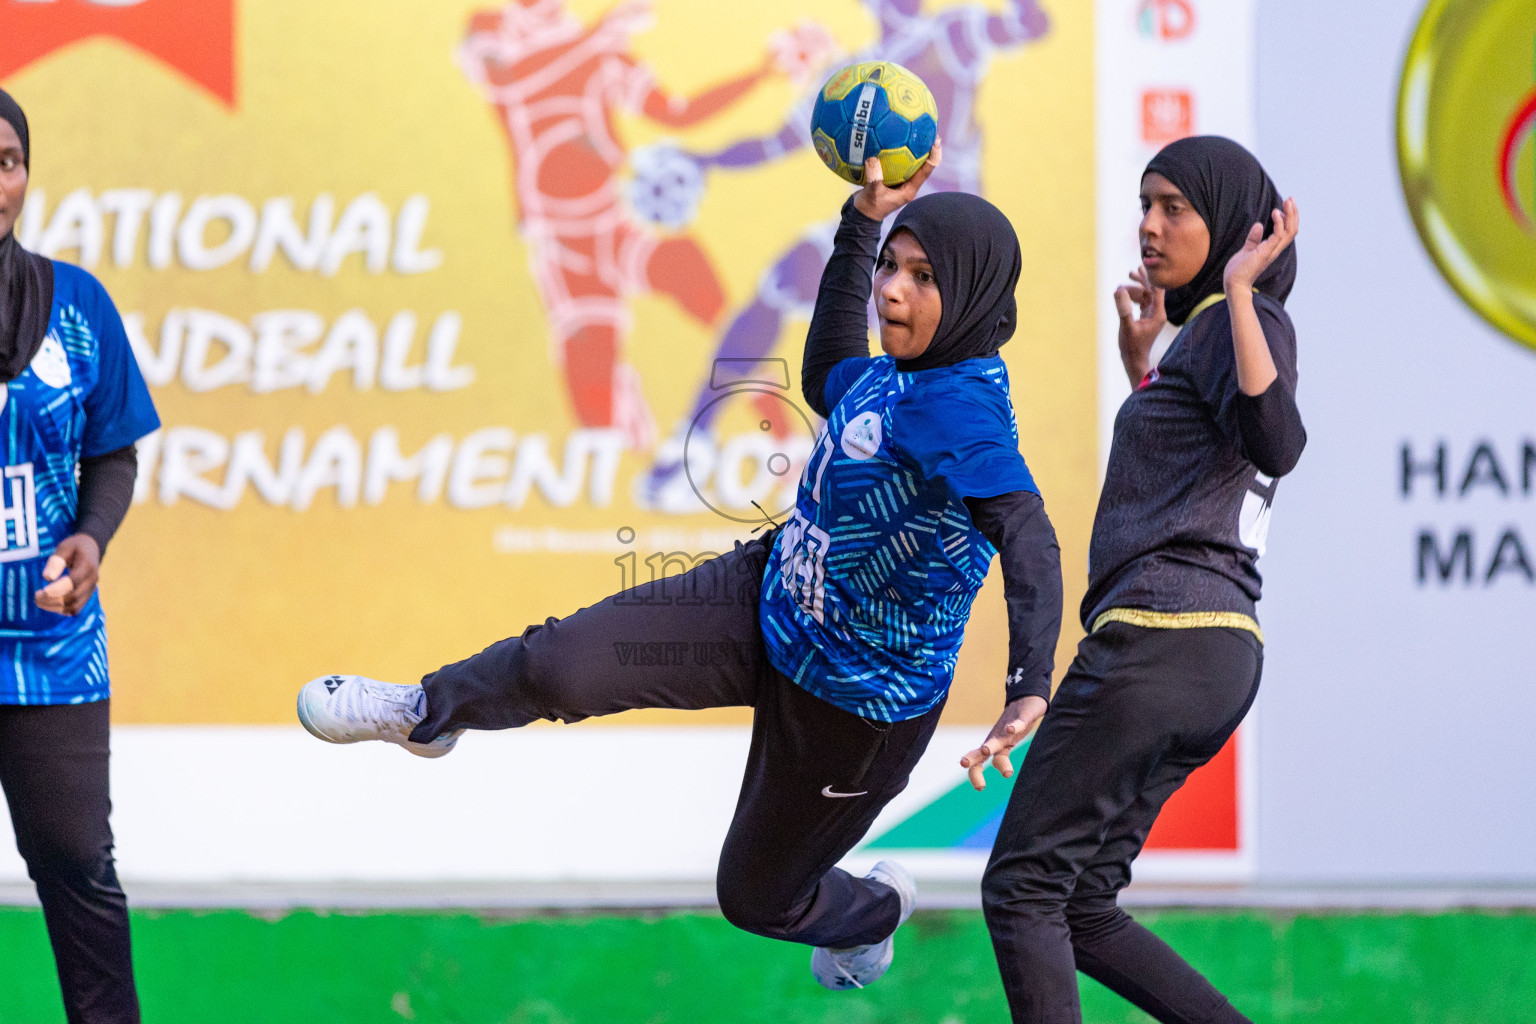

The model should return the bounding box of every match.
[459,0,796,449]
[638,0,1050,509]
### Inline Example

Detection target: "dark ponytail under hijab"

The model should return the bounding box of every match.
[0,87,54,383]
[884,191,1022,372]
[1145,135,1296,326]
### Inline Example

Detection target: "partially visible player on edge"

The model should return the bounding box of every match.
[0,88,161,1024]
[639,0,1049,508]
[295,143,1065,993]
[974,135,1303,1024]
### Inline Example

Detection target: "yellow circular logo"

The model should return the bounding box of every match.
[1398,0,1536,351]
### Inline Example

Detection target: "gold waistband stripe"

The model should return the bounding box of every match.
[1091,608,1264,644]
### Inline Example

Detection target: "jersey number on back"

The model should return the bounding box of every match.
[0,463,40,563]
[777,428,836,622]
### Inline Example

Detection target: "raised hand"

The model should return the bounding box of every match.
[1113,264,1166,387]
[852,137,942,221]
[1224,197,1300,294]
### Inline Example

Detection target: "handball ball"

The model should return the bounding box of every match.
[810,61,938,186]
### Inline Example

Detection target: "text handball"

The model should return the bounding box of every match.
[810,60,939,186]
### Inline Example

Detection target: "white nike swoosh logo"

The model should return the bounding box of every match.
[821,785,869,799]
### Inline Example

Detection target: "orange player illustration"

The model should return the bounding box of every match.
[460,0,801,448]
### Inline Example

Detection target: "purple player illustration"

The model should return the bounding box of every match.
[638,0,1050,511]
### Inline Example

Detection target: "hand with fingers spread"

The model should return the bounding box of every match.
[1224,197,1299,395]
[1113,265,1166,388]
[1224,197,1300,294]
[852,138,942,221]
[960,695,1047,792]
[33,534,100,617]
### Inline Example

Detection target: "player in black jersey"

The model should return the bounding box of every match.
[971,135,1303,1024]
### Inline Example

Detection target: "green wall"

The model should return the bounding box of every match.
[3,907,1533,1023]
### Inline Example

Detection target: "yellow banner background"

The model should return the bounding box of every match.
[5,0,1095,725]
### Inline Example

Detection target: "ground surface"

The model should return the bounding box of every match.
[3,907,1533,1022]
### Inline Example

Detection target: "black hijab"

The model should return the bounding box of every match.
[1145,135,1295,325]
[0,88,53,383]
[884,192,1022,372]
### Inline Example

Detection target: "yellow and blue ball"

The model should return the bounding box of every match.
[810,61,939,186]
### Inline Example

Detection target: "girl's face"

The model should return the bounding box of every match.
[875,229,942,359]
[0,120,26,241]
[1138,171,1210,290]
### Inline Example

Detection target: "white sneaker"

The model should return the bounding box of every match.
[296,675,462,758]
[811,860,916,990]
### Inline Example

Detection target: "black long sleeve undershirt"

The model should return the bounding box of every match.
[1194,295,1306,479]
[801,196,880,419]
[801,196,1063,706]
[75,445,138,553]
[965,491,1063,705]
[1233,378,1306,478]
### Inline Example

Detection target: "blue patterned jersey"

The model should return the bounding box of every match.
[0,262,160,705]
[759,354,1036,721]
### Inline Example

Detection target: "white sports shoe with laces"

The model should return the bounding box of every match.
[296,675,462,758]
[811,859,916,990]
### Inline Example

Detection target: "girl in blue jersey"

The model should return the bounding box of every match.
[300,144,1063,991]
[0,89,161,1024]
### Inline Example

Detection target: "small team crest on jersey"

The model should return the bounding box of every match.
[30,334,72,390]
[840,411,883,460]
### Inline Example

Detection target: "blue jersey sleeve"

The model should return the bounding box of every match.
[823,357,877,414]
[79,275,160,457]
[893,378,1037,500]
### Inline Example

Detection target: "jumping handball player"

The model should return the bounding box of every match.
[297,143,1064,991]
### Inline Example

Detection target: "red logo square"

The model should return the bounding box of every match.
[1141,89,1194,145]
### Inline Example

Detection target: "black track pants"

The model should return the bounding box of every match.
[411,530,943,949]
[0,700,139,1024]
[982,623,1262,1024]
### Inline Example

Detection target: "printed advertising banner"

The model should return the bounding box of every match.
[0,0,1256,884]
[1250,0,1536,883]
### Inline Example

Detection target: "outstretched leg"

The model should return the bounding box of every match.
[299,534,778,753]
[411,532,777,739]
